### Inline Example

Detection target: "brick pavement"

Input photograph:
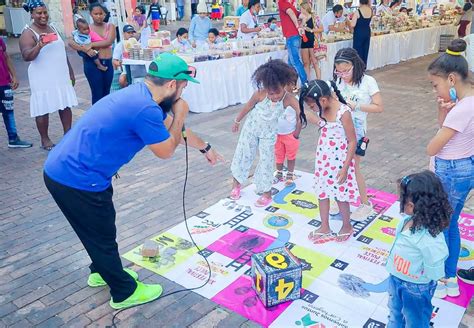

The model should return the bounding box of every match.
[0,44,473,327]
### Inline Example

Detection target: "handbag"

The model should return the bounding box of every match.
[313,36,327,60]
[312,15,327,60]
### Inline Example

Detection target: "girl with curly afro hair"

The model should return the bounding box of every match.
[386,170,450,327]
[230,59,302,207]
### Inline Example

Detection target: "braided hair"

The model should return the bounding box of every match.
[399,170,451,237]
[299,80,347,128]
[333,48,366,86]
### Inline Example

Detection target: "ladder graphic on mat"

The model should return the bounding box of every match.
[224,211,253,228]
[226,250,253,271]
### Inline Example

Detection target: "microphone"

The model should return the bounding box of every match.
[182,124,187,139]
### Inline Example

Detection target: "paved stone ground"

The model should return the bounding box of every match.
[0,30,473,327]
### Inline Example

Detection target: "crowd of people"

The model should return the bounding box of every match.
[229,38,473,326]
[2,0,473,326]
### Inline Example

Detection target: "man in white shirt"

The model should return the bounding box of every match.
[237,0,262,40]
[322,5,345,34]
[376,0,391,16]
[112,25,146,88]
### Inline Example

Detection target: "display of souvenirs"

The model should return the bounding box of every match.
[223,16,240,31]
[147,30,171,48]
[368,10,457,36]
[123,12,457,62]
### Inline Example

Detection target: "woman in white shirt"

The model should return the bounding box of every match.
[376,0,391,16]
[237,0,262,40]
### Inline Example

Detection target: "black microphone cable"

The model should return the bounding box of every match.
[110,128,212,327]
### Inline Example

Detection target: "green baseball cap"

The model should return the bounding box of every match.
[147,52,199,84]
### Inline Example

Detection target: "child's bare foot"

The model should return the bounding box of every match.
[336,225,354,242]
[97,63,108,71]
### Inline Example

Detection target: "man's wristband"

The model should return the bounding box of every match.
[200,142,211,154]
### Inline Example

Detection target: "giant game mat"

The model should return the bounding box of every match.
[123,171,474,327]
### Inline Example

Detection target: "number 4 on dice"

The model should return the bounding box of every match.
[251,247,302,307]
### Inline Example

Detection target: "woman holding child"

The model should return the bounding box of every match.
[69,2,116,104]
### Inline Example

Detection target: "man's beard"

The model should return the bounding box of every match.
[159,92,178,113]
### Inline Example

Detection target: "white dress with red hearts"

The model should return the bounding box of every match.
[314,105,359,202]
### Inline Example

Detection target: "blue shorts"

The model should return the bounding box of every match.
[353,117,366,141]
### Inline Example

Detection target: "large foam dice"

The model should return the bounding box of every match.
[251,247,302,307]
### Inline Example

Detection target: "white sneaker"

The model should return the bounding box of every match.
[446,277,460,297]
[434,281,447,299]
[351,203,374,222]
[329,201,340,215]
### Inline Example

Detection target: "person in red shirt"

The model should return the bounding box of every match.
[278,0,307,84]
[0,38,32,148]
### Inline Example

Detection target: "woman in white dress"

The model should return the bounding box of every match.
[19,1,78,150]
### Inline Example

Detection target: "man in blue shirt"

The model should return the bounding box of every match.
[189,2,212,47]
[147,0,162,31]
[44,53,222,310]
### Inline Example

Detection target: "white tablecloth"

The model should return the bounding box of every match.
[319,25,457,80]
[124,25,456,112]
[181,51,286,113]
[123,51,286,113]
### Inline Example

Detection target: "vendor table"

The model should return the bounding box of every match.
[320,24,457,80]
[123,24,456,113]
[123,51,286,113]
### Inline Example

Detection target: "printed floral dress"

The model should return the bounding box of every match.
[314,105,359,202]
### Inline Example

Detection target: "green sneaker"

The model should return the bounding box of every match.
[87,268,139,287]
[109,281,163,310]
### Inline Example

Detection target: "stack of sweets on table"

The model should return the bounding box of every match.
[320,9,458,43]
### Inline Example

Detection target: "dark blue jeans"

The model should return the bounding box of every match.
[0,85,18,141]
[387,275,436,328]
[286,35,307,84]
[77,50,99,61]
[435,156,474,278]
[83,58,113,105]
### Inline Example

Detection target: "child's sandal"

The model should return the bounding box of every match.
[285,172,295,186]
[335,228,354,243]
[255,195,272,208]
[309,231,335,244]
[230,186,241,200]
[273,170,284,184]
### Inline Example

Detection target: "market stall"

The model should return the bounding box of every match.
[319,24,457,80]
[121,8,457,113]
[122,28,287,113]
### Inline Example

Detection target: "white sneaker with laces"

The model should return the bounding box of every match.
[446,277,460,297]
[351,203,374,222]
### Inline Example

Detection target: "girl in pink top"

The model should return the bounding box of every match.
[427,39,474,299]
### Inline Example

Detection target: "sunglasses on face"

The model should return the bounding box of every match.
[334,66,353,78]
[173,65,197,78]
